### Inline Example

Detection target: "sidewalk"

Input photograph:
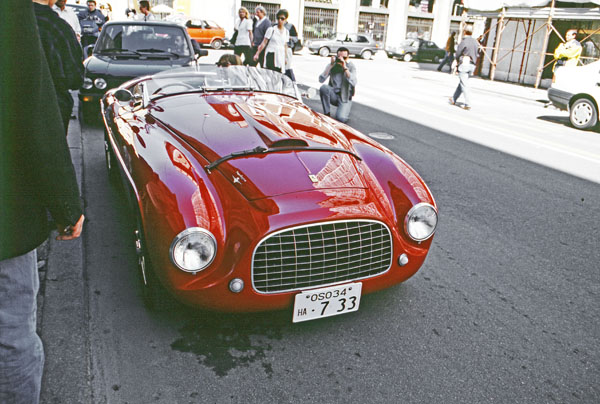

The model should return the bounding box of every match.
[37,99,90,403]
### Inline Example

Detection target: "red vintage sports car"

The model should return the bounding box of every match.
[101,65,438,322]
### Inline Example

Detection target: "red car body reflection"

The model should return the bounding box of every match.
[101,67,437,315]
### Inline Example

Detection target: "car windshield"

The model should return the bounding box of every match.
[146,65,299,99]
[96,24,191,57]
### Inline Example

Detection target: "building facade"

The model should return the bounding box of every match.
[171,0,465,49]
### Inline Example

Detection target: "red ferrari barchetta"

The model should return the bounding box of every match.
[101,65,437,322]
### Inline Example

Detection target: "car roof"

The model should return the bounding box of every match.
[102,21,185,29]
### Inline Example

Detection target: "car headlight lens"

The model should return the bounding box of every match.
[404,203,438,241]
[83,77,93,90]
[94,78,107,90]
[170,228,217,273]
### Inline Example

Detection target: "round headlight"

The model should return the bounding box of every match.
[82,77,93,90]
[94,78,107,90]
[404,203,438,241]
[170,228,217,273]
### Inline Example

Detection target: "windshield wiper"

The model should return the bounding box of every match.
[137,48,181,58]
[98,48,141,56]
[205,145,361,172]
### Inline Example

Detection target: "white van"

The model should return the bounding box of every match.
[548,60,600,130]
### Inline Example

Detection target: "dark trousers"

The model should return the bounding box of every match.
[437,52,454,71]
[234,45,253,65]
[265,52,282,73]
[250,46,266,67]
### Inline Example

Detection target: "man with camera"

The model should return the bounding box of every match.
[318,47,357,123]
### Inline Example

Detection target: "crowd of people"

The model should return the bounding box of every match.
[0,1,587,402]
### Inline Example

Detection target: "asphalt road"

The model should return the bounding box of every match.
[77,59,599,404]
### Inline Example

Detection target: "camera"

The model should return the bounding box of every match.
[335,57,344,64]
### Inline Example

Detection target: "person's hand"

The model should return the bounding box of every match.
[253,53,259,61]
[56,214,85,241]
[330,55,336,65]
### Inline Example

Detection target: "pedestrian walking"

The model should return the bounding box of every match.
[233,7,253,65]
[1,2,84,403]
[449,26,479,111]
[284,20,298,81]
[318,47,357,123]
[251,6,271,67]
[33,0,84,135]
[53,0,81,41]
[553,29,582,70]
[253,9,289,73]
[437,32,456,72]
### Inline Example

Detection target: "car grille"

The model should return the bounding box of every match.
[252,220,393,293]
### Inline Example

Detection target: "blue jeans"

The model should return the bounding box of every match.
[452,62,476,107]
[437,52,454,71]
[319,84,352,123]
[0,250,43,404]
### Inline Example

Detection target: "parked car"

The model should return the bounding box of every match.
[79,21,205,122]
[307,33,379,59]
[548,60,600,130]
[386,38,446,63]
[185,19,226,49]
[101,65,438,322]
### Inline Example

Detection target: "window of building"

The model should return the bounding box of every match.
[406,16,433,40]
[358,12,388,45]
[241,1,281,21]
[303,7,338,40]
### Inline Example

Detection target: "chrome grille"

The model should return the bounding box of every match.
[252,220,392,293]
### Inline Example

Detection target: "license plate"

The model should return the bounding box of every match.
[292,283,362,323]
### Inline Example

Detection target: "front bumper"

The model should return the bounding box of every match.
[548,87,572,111]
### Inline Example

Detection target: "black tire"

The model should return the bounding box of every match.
[318,47,329,57]
[80,101,97,125]
[211,38,223,49]
[570,98,598,130]
[361,49,373,60]
[403,53,413,62]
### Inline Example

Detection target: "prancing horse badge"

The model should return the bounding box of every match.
[309,174,318,183]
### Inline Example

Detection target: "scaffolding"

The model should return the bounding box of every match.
[463,0,600,88]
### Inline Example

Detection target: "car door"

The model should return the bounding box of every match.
[343,34,361,56]
[186,20,208,44]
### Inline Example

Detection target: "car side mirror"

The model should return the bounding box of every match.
[114,89,133,103]
[192,40,208,58]
[84,44,94,58]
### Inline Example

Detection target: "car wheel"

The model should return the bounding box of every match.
[318,47,329,57]
[133,213,173,310]
[570,98,598,130]
[104,130,119,184]
[403,53,413,62]
[361,50,373,60]
[211,39,223,49]
[433,55,441,63]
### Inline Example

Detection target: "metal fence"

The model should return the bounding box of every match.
[303,7,338,40]
[241,1,281,21]
[358,12,389,45]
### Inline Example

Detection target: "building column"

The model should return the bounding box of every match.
[385,0,409,47]
[281,0,305,37]
[337,0,360,33]
[431,0,453,47]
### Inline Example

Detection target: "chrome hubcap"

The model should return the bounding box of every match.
[573,103,592,125]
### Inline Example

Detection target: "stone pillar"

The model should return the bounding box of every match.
[337,0,360,33]
[385,0,409,47]
[281,0,305,37]
[431,0,453,48]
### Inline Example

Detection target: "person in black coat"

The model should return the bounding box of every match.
[0,1,84,402]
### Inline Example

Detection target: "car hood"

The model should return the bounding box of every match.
[152,92,367,200]
[86,54,190,79]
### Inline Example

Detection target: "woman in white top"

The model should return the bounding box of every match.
[253,9,289,73]
[233,7,253,65]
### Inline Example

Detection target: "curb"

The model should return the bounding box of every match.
[39,98,91,403]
